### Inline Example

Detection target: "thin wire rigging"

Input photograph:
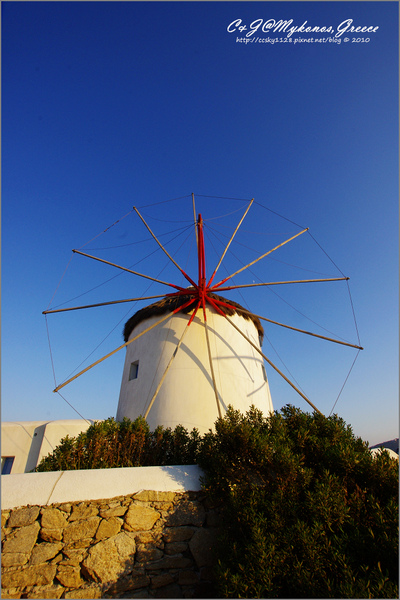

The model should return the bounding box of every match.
[135,194,192,208]
[254,199,307,229]
[262,329,309,397]
[45,255,74,312]
[84,223,193,251]
[329,350,361,415]
[206,222,334,278]
[78,208,135,250]
[55,391,92,425]
[45,315,58,388]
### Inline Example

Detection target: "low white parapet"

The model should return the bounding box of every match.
[1,464,203,510]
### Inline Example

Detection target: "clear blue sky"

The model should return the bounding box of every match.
[2,1,398,446]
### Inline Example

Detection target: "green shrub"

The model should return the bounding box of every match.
[197,405,399,598]
[35,416,201,471]
[35,406,398,598]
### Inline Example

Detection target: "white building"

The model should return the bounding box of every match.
[1,420,94,475]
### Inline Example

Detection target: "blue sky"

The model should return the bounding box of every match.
[2,1,398,446]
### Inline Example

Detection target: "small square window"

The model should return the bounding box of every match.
[129,361,139,380]
[1,456,15,475]
[261,364,268,382]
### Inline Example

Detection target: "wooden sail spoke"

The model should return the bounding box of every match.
[43,294,168,315]
[202,305,222,419]
[72,249,185,291]
[211,227,309,290]
[215,276,350,292]
[53,311,174,393]
[133,207,198,289]
[207,198,254,288]
[222,313,323,415]
[236,307,363,350]
[143,321,191,419]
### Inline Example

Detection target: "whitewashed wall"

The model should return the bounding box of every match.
[1,464,202,510]
[1,420,94,474]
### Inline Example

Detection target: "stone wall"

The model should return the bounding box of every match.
[1,490,220,599]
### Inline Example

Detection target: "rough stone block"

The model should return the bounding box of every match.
[63,517,101,543]
[162,526,195,542]
[60,547,87,566]
[133,491,176,503]
[1,511,10,527]
[2,527,12,543]
[164,541,188,555]
[64,585,102,599]
[40,528,63,543]
[69,503,99,521]
[165,502,205,527]
[130,572,152,590]
[152,502,174,511]
[56,565,82,588]
[30,542,63,565]
[134,530,163,545]
[41,508,68,529]
[189,528,218,568]
[56,502,72,514]
[99,505,127,518]
[95,516,122,540]
[2,521,40,555]
[0,588,22,599]
[1,552,30,567]
[1,564,57,588]
[82,531,136,585]
[135,544,163,562]
[63,538,94,549]
[150,572,175,589]
[106,572,150,594]
[30,542,62,565]
[23,584,64,598]
[51,554,63,564]
[144,555,193,570]
[124,504,160,532]
[8,506,40,528]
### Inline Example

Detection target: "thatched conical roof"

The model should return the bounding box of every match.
[123,292,264,343]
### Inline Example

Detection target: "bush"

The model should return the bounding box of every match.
[197,405,399,598]
[35,416,201,471]
[35,407,398,598]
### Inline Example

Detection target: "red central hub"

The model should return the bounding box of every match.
[165,214,234,324]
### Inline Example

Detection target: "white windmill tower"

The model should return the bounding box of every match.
[45,195,363,431]
[116,291,273,433]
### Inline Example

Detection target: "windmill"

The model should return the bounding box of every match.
[43,194,363,432]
